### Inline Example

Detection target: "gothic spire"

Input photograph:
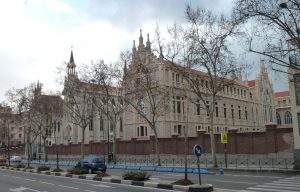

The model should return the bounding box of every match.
[132,40,136,53]
[138,29,144,49]
[67,50,76,76]
[146,33,151,50]
[69,50,74,64]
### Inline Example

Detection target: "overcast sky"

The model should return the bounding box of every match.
[0,0,288,102]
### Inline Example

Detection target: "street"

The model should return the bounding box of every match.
[1,168,300,191]
[0,169,174,192]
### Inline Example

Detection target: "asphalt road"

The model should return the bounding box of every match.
[1,168,299,191]
[108,169,300,191]
[0,169,177,192]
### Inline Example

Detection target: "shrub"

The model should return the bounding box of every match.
[172,179,194,186]
[123,171,150,181]
[95,172,109,178]
[13,164,25,168]
[37,166,50,172]
[68,167,88,175]
[52,168,63,172]
[25,166,34,169]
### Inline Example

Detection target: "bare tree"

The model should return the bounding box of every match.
[122,46,171,166]
[63,75,95,160]
[233,0,300,70]
[80,59,125,164]
[5,84,40,167]
[160,5,242,168]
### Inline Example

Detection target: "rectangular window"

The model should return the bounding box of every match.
[176,96,181,113]
[119,117,123,132]
[137,127,139,137]
[178,125,182,135]
[224,107,227,118]
[176,74,180,82]
[140,126,144,136]
[89,118,93,131]
[100,117,104,131]
[238,106,241,119]
[231,105,234,119]
[245,107,248,120]
[215,106,219,117]
[172,73,175,82]
[196,101,201,115]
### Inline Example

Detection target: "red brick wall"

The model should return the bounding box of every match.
[2,126,293,156]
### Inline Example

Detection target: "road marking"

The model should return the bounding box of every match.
[38,181,55,186]
[247,187,299,192]
[256,184,300,190]
[57,185,79,190]
[212,179,258,185]
[25,178,36,182]
[84,190,96,192]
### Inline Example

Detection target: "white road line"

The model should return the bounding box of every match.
[265,182,300,187]
[255,184,300,191]
[57,185,79,190]
[212,179,258,185]
[247,187,300,192]
[38,181,55,186]
[25,178,36,182]
[84,190,96,192]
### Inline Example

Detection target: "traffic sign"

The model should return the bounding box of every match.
[221,132,228,144]
[193,144,203,157]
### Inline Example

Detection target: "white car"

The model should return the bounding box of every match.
[10,155,22,163]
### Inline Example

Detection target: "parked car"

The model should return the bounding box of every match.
[75,155,107,173]
[10,155,22,163]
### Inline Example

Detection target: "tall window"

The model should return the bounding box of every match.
[100,117,104,131]
[223,104,227,118]
[284,111,293,124]
[174,125,182,135]
[238,106,241,119]
[176,96,181,113]
[196,100,201,115]
[119,117,123,132]
[276,113,281,125]
[231,105,234,119]
[245,107,248,120]
[215,105,219,117]
[137,126,147,137]
[89,117,93,131]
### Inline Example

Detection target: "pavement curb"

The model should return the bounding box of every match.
[0,166,213,192]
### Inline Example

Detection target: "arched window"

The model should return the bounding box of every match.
[276,113,281,125]
[284,111,293,124]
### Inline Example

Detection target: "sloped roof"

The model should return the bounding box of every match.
[247,80,256,87]
[275,91,289,98]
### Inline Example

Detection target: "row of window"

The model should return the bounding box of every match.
[88,117,123,132]
[276,111,293,125]
[171,73,249,99]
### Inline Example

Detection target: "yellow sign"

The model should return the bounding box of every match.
[221,132,228,144]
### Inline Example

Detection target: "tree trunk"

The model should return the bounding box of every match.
[81,127,85,160]
[43,138,48,162]
[154,136,161,166]
[112,121,117,164]
[209,114,217,168]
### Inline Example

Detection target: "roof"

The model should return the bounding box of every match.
[275,91,289,98]
[247,80,256,87]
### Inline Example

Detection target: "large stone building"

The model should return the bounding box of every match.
[53,32,290,145]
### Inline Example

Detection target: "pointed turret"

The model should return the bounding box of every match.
[67,50,76,76]
[146,33,151,50]
[138,29,144,49]
[159,46,164,59]
[132,40,136,53]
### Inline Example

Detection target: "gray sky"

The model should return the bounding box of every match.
[0,0,288,102]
